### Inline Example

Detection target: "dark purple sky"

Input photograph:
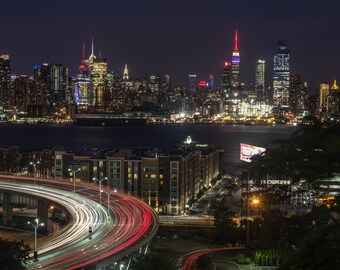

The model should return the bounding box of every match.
[1,0,339,91]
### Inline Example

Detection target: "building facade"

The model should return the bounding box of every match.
[255,59,266,100]
[53,141,221,214]
[273,41,290,113]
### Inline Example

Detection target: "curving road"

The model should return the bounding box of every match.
[182,247,245,270]
[0,175,159,269]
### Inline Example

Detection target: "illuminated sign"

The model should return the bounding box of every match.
[198,81,207,87]
[240,143,266,162]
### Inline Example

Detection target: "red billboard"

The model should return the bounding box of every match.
[240,143,266,162]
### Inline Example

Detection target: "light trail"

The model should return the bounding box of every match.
[0,175,158,269]
[182,247,245,270]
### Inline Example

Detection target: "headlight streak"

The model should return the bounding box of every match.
[0,176,158,269]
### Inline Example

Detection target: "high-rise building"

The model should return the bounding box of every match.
[273,41,290,111]
[329,80,340,116]
[74,42,93,109]
[50,63,68,107]
[33,63,68,108]
[222,61,232,97]
[0,55,11,109]
[255,59,266,100]
[290,74,309,117]
[207,74,214,91]
[231,30,240,90]
[91,57,108,108]
[188,74,197,95]
[318,82,330,118]
[11,75,46,114]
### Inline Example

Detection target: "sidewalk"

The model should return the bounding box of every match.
[239,264,278,270]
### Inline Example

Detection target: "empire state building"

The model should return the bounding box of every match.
[231,29,240,90]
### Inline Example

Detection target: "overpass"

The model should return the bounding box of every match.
[0,174,159,270]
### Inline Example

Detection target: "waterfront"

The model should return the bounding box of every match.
[0,124,294,173]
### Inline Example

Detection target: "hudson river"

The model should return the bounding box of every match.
[0,124,294,173]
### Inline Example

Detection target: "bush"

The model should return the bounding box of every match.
[235,253,251,264]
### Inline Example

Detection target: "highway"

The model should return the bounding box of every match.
[180,247,245,270]
[0,175,158,269]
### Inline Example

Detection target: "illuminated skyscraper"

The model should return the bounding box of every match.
[91,58,108,108]
[290,74,309,116]
[74,42,93,109]
[273,41,290,111]
[87,39,108,108]
[0,54,11,109]
[207,74,214,91]
[318,82,330,120]
[33,62,68,108]
[222,61,232,96]
[329,80,340,116]
[255,59,266,100]
[188,74,197,95]
[11,75,46,113]
[231,30,240,89]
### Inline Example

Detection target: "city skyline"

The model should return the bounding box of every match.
[1,0,340,91]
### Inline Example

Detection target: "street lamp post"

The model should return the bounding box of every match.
[246,169,250,246]
[92,177,107,205]
[29,161,40,184]
[239,167,250,245]
[27,218,44,260]
[102,189,117,221]
[68,168,81,192]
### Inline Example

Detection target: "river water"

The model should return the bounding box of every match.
[0,123,294,173]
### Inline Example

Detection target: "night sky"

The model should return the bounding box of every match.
[1,0,339,92]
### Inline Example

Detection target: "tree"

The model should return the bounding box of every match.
[212,196,239,243]
[0,238,30,270]
[131,252,172,270]
[248,122,340,187]
[280,224,340,270]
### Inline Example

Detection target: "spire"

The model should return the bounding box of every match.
[234,29,239,51]
[89,37,96,63]
[331,80,339,90]
[123,64,129,80]
[82,41,85,64]
[91,37,94,56]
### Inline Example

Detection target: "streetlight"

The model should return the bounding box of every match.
[239,167,250,245]
[27,218,44,260]
[101,189,117,221]
[92,177,107,205]
[68,168,81,192]
[29,161,40,183]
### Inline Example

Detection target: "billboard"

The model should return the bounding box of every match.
[240,143,266,162]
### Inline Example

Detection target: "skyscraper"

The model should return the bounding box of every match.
[207,74,214,91]
[222,61,232,96]
[0,55,11,109]
[88,39,108,108]
[50,63,68,107]
[74,42,92,109]
[188,74,197,95]
[273,41,290,111]
[33,62,68,108]
[290,74,309,116]
[255,59,266,100]
[318,82,330,119]
[231,30,240,90]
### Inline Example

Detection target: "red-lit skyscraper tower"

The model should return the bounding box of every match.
[231,29,240,90]
[74,41,93,109]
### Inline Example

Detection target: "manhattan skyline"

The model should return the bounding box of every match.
[1,0,340,91]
